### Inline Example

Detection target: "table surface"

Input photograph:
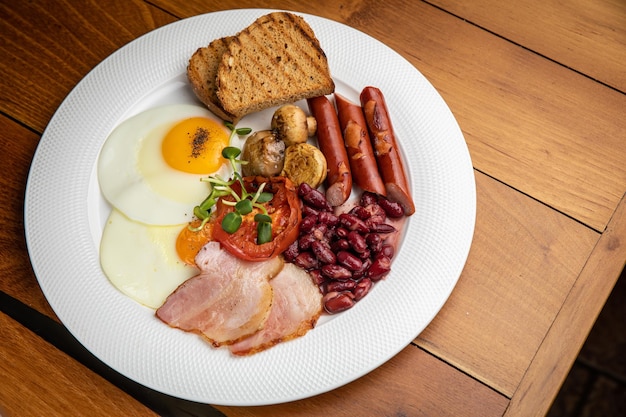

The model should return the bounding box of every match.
[1,1,625,416]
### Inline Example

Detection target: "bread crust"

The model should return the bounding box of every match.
[187,36,238,122]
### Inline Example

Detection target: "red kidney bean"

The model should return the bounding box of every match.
[298,182,313,197]
[323,291,355,314]
[283,240,299,262]
[298,234,316,251]
[369,223,396,234]
[367,255,391,281]
[359,191,379,206]
[318,211,339,226]
[302,188,331,211]
[309,269,325,286]
[349,205,370,220]
[294,251,319,270]
[331,238,350,252]
[347,231,368,253]
[335,227,349,239]
[338,213,369,233]
[379,244,395,259]
[357,248,371,260]
[352,258,372,280]
[336,250,363,271]
[321,264,352,280]
[378,197,405,218]
[302,205,319,218]
[299,214,318,232]
[311,223,328,241]
[312,240,336,264]
[353,278,372,301]
[325,279,357,293]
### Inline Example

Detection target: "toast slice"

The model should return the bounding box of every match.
[216,12,335,120]
[187,36,238,122]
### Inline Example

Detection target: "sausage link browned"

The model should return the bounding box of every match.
[334,93,386,196]
[360,86,415,215]
[307,96,352,206]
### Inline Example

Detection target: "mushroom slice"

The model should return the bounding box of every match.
[281,143,327,188]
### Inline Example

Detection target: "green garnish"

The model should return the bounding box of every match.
[190,126,274,245]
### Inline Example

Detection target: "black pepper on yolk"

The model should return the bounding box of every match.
[161,117,230,174]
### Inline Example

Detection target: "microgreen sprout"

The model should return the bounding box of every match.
[190,126,274,245]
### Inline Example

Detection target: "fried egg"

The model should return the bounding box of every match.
[98,104,232,226]
[100,208,198,308]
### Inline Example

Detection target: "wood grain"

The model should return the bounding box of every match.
[0,116,56,319]
[417,171,599,396]
[429,0,626,92]
[215,345,509,417]
[504,192,626,416]
[0,0,178,133]
[0,312,157,417]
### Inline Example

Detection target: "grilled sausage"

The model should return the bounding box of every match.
[360,86,415,215]
[335,93,386,196]
[307,96,352,206]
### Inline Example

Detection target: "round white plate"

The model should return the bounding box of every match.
[24,9,475,406]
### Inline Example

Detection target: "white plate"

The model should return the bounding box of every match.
[24,9,475,406]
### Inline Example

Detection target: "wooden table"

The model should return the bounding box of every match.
[1,1,625,416]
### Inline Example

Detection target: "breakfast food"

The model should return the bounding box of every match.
[228,263,323,355]
[187,12,335,122]
[100,209,198,309]
[335,93,387,196]
[361,87,415,215]
[98,104,232,226]
[187,36,237,122]
[307,95,352,206]
[157,242,285,346]
[281,142,327,188]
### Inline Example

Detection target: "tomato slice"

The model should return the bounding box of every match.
[212,176,301,261]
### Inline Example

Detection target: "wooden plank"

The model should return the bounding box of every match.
[0,0,178,133]
[504,192,626,417]
[0,116,56,318]
[416,171,599,397]
[215,345,509,417]
[0,312,157,417]
[430,0,626,92]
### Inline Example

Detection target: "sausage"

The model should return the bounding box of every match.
[307,96,352,206]
[334,93,387,196]
[360,86,415,215]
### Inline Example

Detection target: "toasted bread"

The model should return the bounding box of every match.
[216,12,335,120]
[187,36,238,122]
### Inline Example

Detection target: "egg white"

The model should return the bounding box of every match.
[100,208,198,309]
[98,104,232,226]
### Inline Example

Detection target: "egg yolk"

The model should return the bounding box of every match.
[162,117,230,174]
